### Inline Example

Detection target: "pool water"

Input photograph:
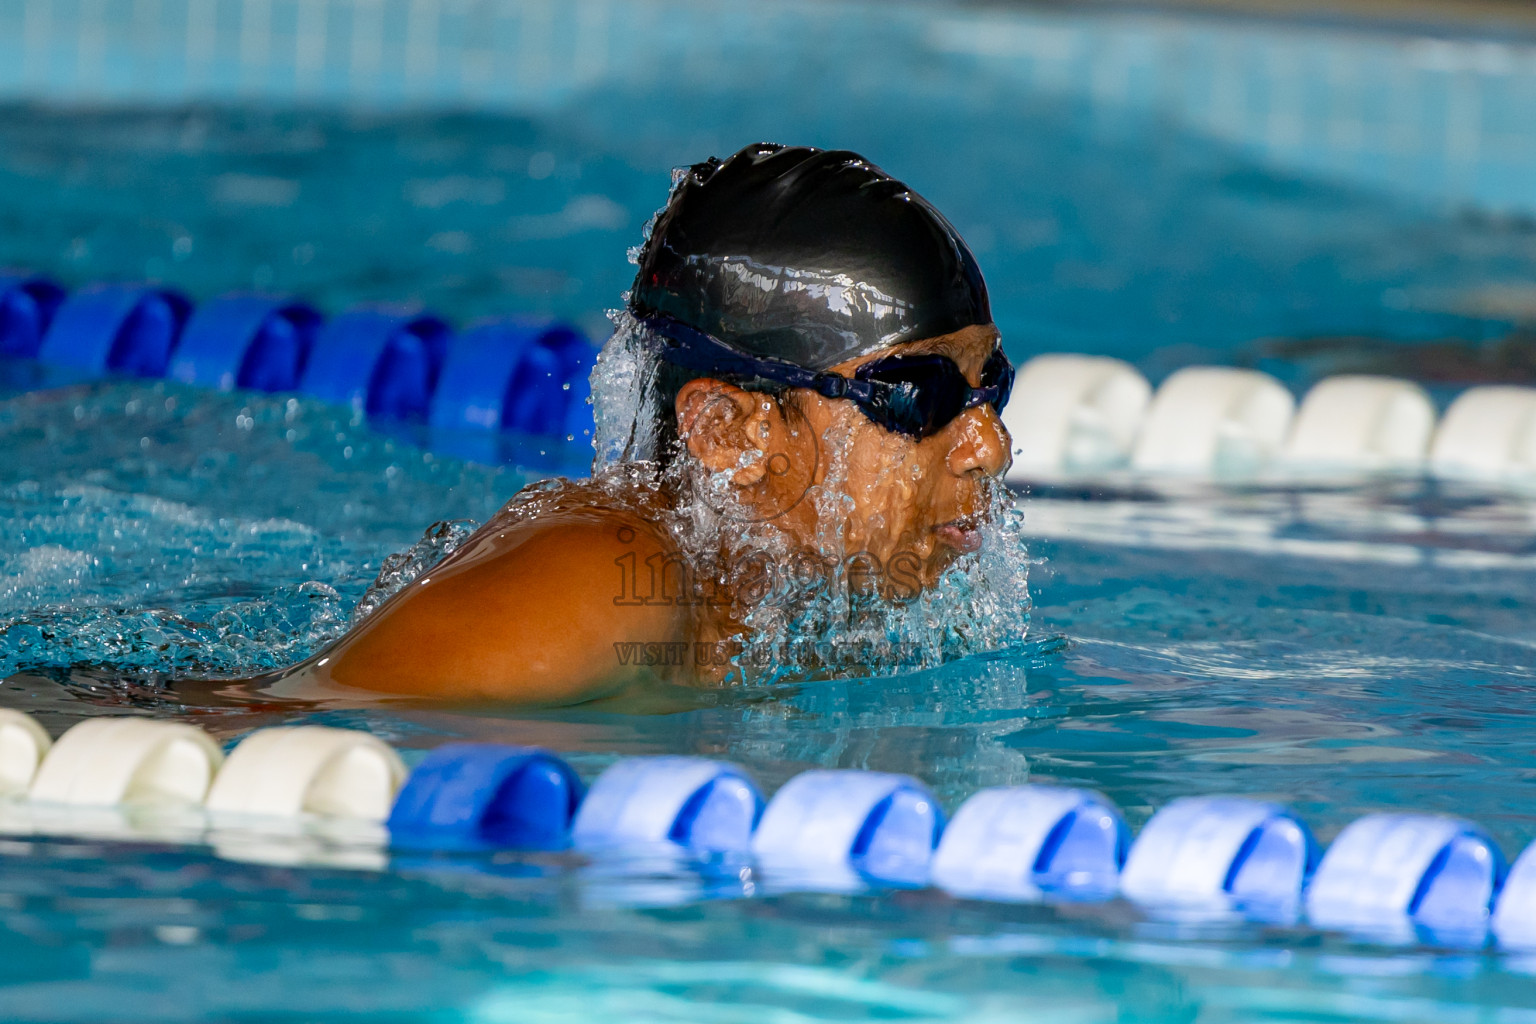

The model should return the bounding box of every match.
[9,387,1536,1021]
[9,0,1536,1016]
[9,393,1536,1024]
[9,380,1536,1019]
[4,88,1536,378]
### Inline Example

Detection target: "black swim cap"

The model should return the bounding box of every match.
[629,143,991,371]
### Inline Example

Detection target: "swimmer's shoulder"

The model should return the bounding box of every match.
[450,475,678,575]
[489,472,674,529]
[311,476,689,703]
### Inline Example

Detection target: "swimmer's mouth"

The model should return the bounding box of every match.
[934,515,984,554]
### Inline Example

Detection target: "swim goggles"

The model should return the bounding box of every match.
[641,314,1014,440]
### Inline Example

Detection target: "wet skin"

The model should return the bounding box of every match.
[281,324,1012,703]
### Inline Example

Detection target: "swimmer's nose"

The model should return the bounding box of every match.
[946,406,1011,479]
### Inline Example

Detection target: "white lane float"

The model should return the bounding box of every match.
[1119,796,1317,920]
[1305,813,1502,941]
[0,709,52,795]
[1282,375,1436,472]
[569,757,764,909]
[205,725,406,822]
[1002,355,1151,481]
[930,785,1126,902]
[1131,367,1295,476]
[1493,839,1536,949]
[572,756,761,854]
[29,717,223,807]
[1429,385,1536,483]
[750,769,942,890]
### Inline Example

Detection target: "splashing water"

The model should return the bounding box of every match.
[721,486,1034,685]
[590,201,1034,679]
[582,308,1034,686]
[0,380,519,682]
[350,519,479,624]
[589,310,665,468]
[590,159,1034,684]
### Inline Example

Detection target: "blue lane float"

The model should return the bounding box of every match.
[298,308,451,420]
[1305,813,1505,940]
[168,295,323,392]
[571,756,762,854]
[1119,796,1318,919]
[751,770,943,888]
[387,743,582,851]
[431,320,586,433]
[501,329,596,438]
[429,319,596,463]
[930,785,1126,902]
[1493,840,1536,949]
[37,283,191,376]
[0,273,65,358]
[0,272,600,458]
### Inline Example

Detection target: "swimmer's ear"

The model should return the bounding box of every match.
[676,379,775,485]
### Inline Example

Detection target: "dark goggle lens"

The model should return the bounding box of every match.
[853,349,1013,438]
[854,354,974,437]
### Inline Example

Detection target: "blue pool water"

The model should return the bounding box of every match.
[9,0,1536,1018]
[12,383,1536,1020]
[5,87,1536,378]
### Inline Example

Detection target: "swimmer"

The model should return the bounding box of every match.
[267,143,1013,704]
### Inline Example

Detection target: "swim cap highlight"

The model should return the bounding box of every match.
[629,143,991,371]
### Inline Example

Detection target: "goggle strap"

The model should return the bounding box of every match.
[648,316,810,382]
[642,312,1007,434]
[646,314,879,404]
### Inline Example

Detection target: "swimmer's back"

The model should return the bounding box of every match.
[293,481,689,703]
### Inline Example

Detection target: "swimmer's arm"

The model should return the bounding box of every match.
[303,516,688,703]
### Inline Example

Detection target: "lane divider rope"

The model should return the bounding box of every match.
[12,273,1536,481]
[0,709,51,795]
[389,742,581,850]
[29,718,223,808]
[204,725,405,820]
[0,711,1530,950]
[1003,355,1536,485]
[571,755,760,855]
[0,273,598,451]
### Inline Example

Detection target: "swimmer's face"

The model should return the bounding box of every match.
[675,324,1012,588]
